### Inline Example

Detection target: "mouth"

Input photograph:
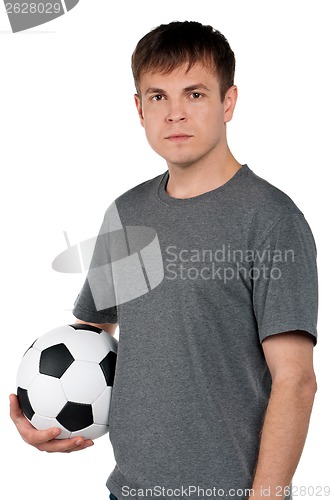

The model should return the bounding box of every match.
[165,133,193,142]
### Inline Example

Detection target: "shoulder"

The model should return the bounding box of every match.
[102,171,166,219]
[115,172,165,206]
[237,166,313,249]
[243,166,303,218]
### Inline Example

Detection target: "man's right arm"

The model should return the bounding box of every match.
[74,319,118,336]
[9,319,118,453]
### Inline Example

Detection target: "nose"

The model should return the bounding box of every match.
[166,114,186,123]
[165,102,187,123]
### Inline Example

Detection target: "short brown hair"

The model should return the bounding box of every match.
[131,21,236,102]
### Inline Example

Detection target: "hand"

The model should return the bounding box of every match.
[9,393,94,453]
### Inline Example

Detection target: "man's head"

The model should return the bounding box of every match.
[131,21,235,103]
[132,21,238,170]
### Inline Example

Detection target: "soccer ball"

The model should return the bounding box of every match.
[16,323,118,440]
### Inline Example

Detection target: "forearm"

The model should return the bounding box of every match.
[249,378,316,499]
[74,319,118,335]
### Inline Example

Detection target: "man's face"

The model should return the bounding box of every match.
[134,62,237,169]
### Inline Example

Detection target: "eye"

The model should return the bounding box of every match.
[190,92,204,99]
[151,94,165,101]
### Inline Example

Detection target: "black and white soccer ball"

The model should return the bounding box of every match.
[16,323,118,440]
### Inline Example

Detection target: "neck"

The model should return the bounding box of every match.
[165,147,242,199]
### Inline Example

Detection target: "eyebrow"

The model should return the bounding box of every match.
[144,83,211,95]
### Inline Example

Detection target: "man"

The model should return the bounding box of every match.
[10,21,318,500]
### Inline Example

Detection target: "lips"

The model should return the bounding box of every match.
[165,133,193,141]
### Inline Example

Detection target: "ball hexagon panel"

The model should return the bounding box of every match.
[101,331,119,353]
[92,386,112,425]
[16,347,41,389]
[29,374,67,417]
[101,329,114,345]
[31,414,71,439]
[33,325,76,351]
[61,360,107,403]
[39,344,74,378]
[70,422,108,440]
[64,330,111,363]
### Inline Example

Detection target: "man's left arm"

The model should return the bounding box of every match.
[249,330,317,500]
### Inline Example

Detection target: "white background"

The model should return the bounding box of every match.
[1,1,331,499]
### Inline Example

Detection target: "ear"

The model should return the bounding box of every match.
[223,85,238,124]
[134,94,145,127]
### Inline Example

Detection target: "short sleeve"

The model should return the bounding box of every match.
[252,213,318,345]
[72,277,118,324]
[72,201,124,325]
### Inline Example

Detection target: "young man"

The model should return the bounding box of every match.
[10,21,318,500]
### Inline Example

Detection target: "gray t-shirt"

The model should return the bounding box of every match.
[73,164,318,500]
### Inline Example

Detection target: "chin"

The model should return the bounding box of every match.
[161,158,194,168]
[148,141,196,164]
[157,150,200,167]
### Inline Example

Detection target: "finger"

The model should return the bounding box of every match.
[9,393,23,422]
[65,440,95,454]
[10,394,63,444]
[10,393,94,452]
[9,393,39,431]
[25,426,63,446]
[37,437,94,453]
